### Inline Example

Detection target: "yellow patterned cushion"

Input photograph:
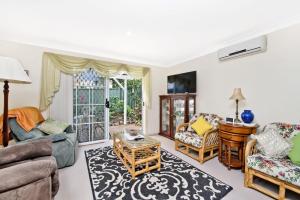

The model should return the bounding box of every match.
[191,116,212,136]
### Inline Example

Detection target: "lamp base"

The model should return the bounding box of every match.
[2,80,9,147]
[234,99,241,124]
[234,118,241,123]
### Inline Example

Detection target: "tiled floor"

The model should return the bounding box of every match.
[55,135,299,200]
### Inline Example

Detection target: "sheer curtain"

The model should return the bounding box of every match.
[49,72,73,124]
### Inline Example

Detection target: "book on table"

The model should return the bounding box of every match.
[124,132,144,141]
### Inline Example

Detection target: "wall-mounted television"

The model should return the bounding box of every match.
[167,71,196,94]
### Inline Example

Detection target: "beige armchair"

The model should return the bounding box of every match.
[175,113,222,163]
[0,139,59,200]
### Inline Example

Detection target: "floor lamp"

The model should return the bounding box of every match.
[0,56,31,147]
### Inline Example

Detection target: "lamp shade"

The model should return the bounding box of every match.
[0,56,31,83]
[229,88,245,100]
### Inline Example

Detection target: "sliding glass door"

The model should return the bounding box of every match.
[109,77,143,136]
[73,69,108,144]
[73,69,143,144]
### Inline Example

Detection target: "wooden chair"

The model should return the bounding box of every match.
[245,139,300,200]
[175,113,222,164]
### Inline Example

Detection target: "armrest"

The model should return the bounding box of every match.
[202,128,219,146]
[0,138,52,166]
[0,157,57,193]
[65,125,74,133]
[245,139,257,159]
[176,123,189,132]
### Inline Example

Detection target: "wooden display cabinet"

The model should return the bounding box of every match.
[159,93,196,139]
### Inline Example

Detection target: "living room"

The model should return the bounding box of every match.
[0,1,299,200]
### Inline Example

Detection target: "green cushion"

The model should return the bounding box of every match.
[288,132,300,166]
[38,119,69,135]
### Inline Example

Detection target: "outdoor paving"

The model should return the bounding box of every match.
[109,124,142,136]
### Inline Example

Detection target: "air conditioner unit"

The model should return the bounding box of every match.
[218,36,267,61]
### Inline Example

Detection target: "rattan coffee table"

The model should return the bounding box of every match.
[113,132,161,179]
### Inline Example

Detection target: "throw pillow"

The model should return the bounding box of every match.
[38,119,69,135]
[191,116,213,136]
[288,132,300,166]
[251,128,291,158]
[8,118,35,141]
[187,114,199,132]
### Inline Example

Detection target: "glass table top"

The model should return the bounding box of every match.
[113,131,160,149]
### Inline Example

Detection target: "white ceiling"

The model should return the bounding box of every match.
[1,0,300,67]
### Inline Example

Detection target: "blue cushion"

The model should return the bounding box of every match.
[9,118,35,141]
[29,128,45,138]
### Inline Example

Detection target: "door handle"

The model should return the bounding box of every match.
[105,98,110,108]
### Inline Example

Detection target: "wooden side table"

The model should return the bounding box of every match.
[218,122,257,171]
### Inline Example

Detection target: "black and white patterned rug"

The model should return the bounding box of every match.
[85,146,233,200]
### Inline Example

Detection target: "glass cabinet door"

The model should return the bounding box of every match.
[172,98,185,134]
[161,98,170,135]
[188,97,195,119]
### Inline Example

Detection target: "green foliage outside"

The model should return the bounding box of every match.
[109,79,142,126]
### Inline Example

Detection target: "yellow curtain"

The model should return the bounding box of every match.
[40,52,151,111]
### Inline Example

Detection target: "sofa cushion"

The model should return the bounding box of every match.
[187,113,221,132]
[263,123,300,140]
[251,128,291,158]
[21,132,77,169]
[12,118,78,169]
[39,133,67,143]
[9,118,36,141]
[289,132,300,166]
[52,132,77,168]
[51,134,67,143]
[247,154,300,187]
[29,128,46,138]
[175,131,202,148]
[38,119,69,135]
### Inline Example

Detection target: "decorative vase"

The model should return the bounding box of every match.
[241,110,254,124]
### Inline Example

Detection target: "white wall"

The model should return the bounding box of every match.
[0,41,164,134]
[4,23,300,134]
[145,67,165,134]
[166,23,300,127]
[0,42,43,111]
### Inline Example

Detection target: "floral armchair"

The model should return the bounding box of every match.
[245,123,300,200]
[175,113,222,163]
